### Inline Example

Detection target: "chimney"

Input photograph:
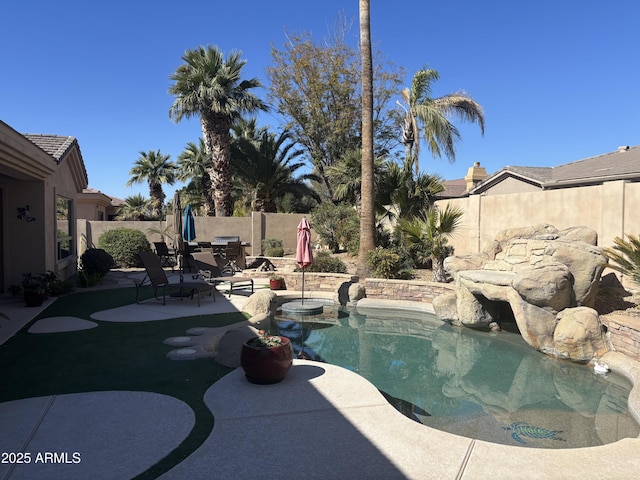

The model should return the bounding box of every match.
[465,162,487,191]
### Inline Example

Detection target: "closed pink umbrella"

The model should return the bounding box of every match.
[296,217,313,304]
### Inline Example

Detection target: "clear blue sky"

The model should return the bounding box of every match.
[2,0,639,201]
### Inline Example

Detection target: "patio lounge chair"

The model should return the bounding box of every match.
[191,251,254,298]
[136,252,215,306]
[153,242,176,269]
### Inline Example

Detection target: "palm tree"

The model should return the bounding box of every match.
[378,157,444,221]
[116,194,151,221]
[357,0,375,279]
[398,68,485,170]
[125,150,176,219]
[602,234,640,284]
[396,203,463,282]
[325,149,385,210]
[169,45,269,216]
[177,138,215,215]
[231,128,320,212]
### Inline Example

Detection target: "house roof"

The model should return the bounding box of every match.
[470,145,640,194]
[22,133,89,187]
[436,179,468,199]
[23,134,78,163]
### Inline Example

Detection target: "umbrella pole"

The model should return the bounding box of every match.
[301,267,305,305]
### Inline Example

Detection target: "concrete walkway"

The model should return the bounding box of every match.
[0,271,639,479]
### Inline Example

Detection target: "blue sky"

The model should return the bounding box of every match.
[2,0,639,201]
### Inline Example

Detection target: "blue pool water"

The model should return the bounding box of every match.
[274,304,639,449]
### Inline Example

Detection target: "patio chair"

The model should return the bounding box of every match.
[136,252,215,306]
[153,242,176,269]
[191,251,254,298]
[223,240,243,274]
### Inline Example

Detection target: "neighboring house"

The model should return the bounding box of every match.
[469,145,640,195]
[77,188,121,221]
[437,145,640,258]
[437,162,488,199]
[0,120,88,292]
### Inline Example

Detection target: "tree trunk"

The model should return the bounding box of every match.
[201,116,233,216]
[356,0,375,280]
[432,256,447,283]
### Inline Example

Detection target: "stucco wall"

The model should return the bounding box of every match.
[78,212,317,258]
[437,180,637,256]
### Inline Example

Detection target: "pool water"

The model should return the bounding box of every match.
[273,304,640,449]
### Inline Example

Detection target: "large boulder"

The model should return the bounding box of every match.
[242,290,278,317]
[435,224,610,363]
[553,307,609,362]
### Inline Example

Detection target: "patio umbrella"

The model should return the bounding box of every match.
[183,204,196,242]
[172,192,184,280]
[296,216,313,305]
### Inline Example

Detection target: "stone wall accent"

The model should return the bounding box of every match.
[602,313,640,361]
[364,278,454,303]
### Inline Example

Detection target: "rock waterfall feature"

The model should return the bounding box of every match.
[432,224,610,363]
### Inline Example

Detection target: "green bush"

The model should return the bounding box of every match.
[311,203,359,253]
[303,250,347,273]
[77,270,101,288]
[262,238,284,257]
[80,248,114,277]
[98,228,151,267]
[367,247,407,279]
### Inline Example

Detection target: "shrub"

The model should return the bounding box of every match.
[367,247,407,279]
[303,250,347,273]
[262,238,284,257]
[98,228,151,267]
[80,248,114,277]
[311,202,359,253]
[603,234,640,284]
[77,270,101,288]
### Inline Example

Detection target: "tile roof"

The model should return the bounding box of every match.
[436,179,468,198]
[22,134,77,162]
[472,145,640,193]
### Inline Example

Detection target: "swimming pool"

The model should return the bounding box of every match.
[273,303,639,449]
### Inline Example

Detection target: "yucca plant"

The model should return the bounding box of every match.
[602,234,640,284]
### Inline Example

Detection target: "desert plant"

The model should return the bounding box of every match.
[262,238,284,257]
[77,270,101,288]
[311,202,359,253]
[303,250,347,273]
[98,228,151,267]
[80,248,115,277]
[366,247,406,279]
[602,234,640,284]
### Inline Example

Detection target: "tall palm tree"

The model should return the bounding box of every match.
[125,149,175,219]
[396,203,463,282]
[357,0,375,279]
[169,45,269,216]
[177,138,215,215]
[399,68,485,170]
[116,194,151,221]
[231,128,321,212]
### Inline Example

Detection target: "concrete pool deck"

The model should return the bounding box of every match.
[0,273,639,479]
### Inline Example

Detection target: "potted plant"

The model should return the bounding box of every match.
[21,272,49,307]
[269,274,285,290]
[240,330,293,384]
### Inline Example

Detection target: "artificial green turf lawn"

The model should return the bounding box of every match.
[0,287,248,479]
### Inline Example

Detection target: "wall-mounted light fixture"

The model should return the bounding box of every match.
[17,205,36,222]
